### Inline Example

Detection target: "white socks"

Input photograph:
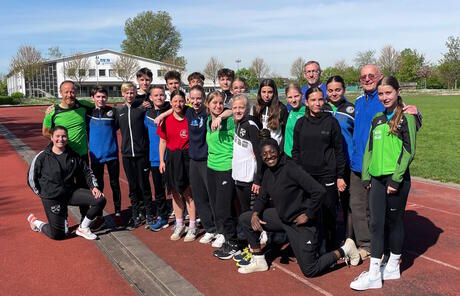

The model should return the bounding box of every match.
[387,252,401,270]
[80,216,94,229]
[369,257,382,279]
[33,219,45,231]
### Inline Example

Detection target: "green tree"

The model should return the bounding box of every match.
[396,48,425,83]
[438,35,460,89]
[235,68,258,89]
[121,11,184,66]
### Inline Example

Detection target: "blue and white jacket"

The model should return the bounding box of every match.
[323,98,355,164]
[350,89,385,173]
[144,102,171,167]
[87,106,118,164]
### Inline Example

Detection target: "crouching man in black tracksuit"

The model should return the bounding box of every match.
[238,137,359,276]
[27,126,106,240]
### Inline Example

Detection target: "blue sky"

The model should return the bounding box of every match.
[1,0,459,76]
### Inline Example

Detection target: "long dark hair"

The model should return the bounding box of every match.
[253,79,281,130]
[377,76,404,135]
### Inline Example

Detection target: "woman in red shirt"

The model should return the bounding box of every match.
[158,90,197,242]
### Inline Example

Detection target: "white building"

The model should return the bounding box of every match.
[7,49,217,97]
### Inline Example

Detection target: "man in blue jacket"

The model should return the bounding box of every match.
[288,61,327,110]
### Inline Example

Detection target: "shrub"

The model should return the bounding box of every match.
[0,96,13,105]
[10,92,24,99]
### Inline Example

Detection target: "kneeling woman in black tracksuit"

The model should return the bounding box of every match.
[238,137,359,276]
[27,126,106,240]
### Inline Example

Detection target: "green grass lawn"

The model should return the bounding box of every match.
[402,95,460,184]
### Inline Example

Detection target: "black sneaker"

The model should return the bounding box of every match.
[213,241,241,260]
[128,217,142,229]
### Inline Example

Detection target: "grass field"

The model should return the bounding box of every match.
[401,95,460,184]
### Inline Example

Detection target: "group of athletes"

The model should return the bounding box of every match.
[26,60,421,291]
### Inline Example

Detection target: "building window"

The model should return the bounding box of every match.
[109,69,116,77]
[89,69,96,77]
[99,69,106,77]
[157,69,166,77]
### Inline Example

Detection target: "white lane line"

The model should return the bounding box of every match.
[405,250,460,272]
[271,262,333,296]
[407,202,460,217]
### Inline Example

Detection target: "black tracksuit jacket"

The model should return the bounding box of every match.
[27,143,98,200]
[115,100,149,157]
[253,156,326,222]
[292,112,346,179]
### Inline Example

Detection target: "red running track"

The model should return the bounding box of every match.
[1,106,459,295]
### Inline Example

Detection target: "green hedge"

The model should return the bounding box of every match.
[11,92,24,99]
[0,96,14,105]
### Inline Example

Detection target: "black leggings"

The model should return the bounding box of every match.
[91,158,122,214]
[122,155,152,219]
[41,188,107,240]
[235,182,253,213]
[240,209,338,278]
[207,168,235,240]
[151,166,169,219]
[190,160,216,233]
[314,176,339,252]
[369,174,410,258]
[340,167,353,239]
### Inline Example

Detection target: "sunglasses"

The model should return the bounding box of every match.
[360,74,376,81]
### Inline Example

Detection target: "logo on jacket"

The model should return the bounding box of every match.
[180,129,188,139]
[346,106,354,114]
[239,128,246,137]
[190,117,204,128]
[51,205,61,214]
[107,110,113,117]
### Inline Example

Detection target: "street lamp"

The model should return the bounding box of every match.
[235,58,241,71]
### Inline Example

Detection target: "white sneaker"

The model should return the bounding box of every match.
[76,226,98,240]
[184,228,198,242]
[199,232,216,244]
[212,234,225,248]
[381,263,401,280]
[238,255,269,274]
[342,238,360,266]
[170,225,186,241]
[350,271,382,291]
[259,231,268,245]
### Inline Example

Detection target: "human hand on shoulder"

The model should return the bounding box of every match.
[211,116,222,131]
[92,187,103,199]
[403,104,418,115]
[45,104,54,114]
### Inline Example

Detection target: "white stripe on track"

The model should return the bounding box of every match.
[405,250,460,271]
[271,263,333,296]
[407,202,460,217]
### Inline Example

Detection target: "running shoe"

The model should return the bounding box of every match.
[148,217,169,232]
[381,263,401,280]
[145,215,154,229]
[341,238,360,266]
[233,247,251,262]
[199,232,216,244]
[350,271,382,291]
[170,225,186,241]
[238,255,269,274]
[214,241,241,260]
[114,213,123,228]
[76,226,98,240]
[358,248,371,261]
[90,216,105,232]
[184,228,198,242]
[27,213,39,232]
[128,217,142,229]
[212,234,225,248]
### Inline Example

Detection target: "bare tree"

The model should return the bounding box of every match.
[113,55,140,82]
[354,49,376,69]
[378,45,401,75]
[250,57,270,81]
[416,65,432,89]
[64,53,90,94]
[334,59,347,72]
[290,57,305,83]
[10,45,43,97]
[203,56,223,87]
[48,46,63,59]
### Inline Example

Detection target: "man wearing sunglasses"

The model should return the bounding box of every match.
[349,64,421,261]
